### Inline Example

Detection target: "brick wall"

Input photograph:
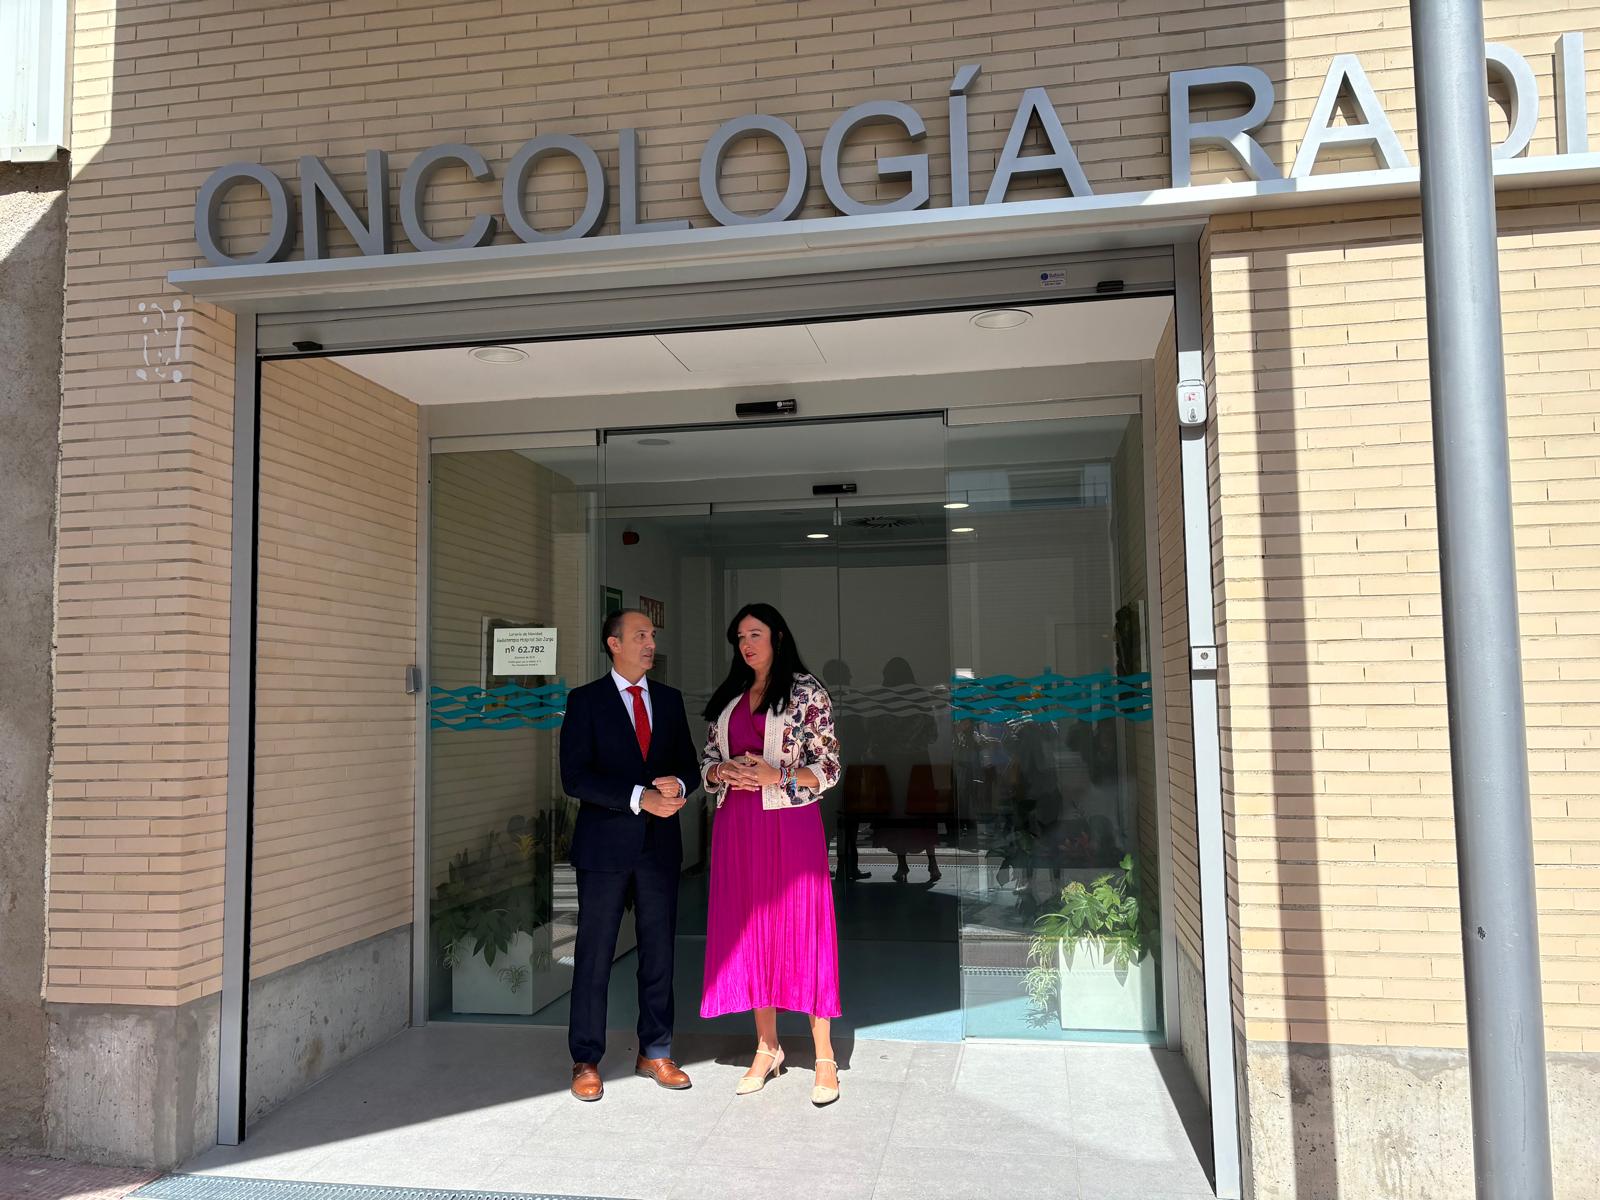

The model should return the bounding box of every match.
[1205,187,1600,1054]
[182,0,1287,260]
[47,298,234,1006]
[52,0,1600,1038]
[163,0,1597,263]
[251,359,418,980]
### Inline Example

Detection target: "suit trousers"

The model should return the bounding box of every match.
[568,858,679,1065]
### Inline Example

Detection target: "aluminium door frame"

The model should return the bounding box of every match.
[220,236,1240,1199]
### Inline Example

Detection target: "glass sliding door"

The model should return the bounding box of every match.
[946,410,1163,1042]
[426,439,600,1019]
[420,408,1161,1046]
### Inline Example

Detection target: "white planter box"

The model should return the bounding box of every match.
[451,927,560,1016]
[1057,940,1158,1033]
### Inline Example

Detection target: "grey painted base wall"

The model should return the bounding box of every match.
[45,995,219,1168]
[245,926,412,1125]
[43,927,412,1169]
[1243,1041,1600,1200]
[0,158,67,1156]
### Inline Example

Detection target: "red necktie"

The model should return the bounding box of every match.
[626,685,651,759]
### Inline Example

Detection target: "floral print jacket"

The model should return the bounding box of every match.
[701,672,843,811]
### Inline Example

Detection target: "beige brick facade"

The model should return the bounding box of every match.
[48,299,234,1007]
[1205,190,1600,1056]
[43,0,1600,1187]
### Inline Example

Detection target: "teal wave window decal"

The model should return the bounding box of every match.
[950,670,1152,724]
[430,682,569,731]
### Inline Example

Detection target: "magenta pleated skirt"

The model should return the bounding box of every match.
[700,701,842,1019]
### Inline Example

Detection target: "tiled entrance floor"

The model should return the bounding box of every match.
[181,1024,1214,1200]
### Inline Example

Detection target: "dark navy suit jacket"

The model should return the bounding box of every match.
[559,675,700,873]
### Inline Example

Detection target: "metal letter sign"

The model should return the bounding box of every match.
[821,101,930,216]
[1556,33,1589,154]
[300,150,389,258]
[698,114,809,227]
[1484,44,1538,160]
[1168,66,1281,187]
[984,87,1093,203]
[191,39,1596,267]
[504,134,608,242]
[400,143,497,252]
[1290,54,1409,177]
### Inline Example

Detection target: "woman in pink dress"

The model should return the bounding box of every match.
[700,603,844,1105]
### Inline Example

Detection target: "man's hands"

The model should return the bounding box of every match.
[641,777,686,818]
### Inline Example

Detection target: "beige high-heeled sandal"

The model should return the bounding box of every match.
[735,1046,785,1096]
[811,1057,840,1107]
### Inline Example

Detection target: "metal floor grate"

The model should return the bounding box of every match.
[132,1176,626,1200]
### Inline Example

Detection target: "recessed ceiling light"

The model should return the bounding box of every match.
[943,501,970,510]
[951,526,975,534]
[970,309,1032,330]
[806,532,830,540]
[469,345,528,364]
[639,437,671,446]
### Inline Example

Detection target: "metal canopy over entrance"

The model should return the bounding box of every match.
[198,221,1240,1199]
[250,244,1175,358]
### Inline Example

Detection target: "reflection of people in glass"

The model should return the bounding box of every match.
[700,604,845,1106]
[1004,717,1068,909]
[821,658,870,881]
[869,657,941,883]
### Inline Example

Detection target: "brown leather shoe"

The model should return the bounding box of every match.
[634,1055,692,1090]
[571,1062,603,1102]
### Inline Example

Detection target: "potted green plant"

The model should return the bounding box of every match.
[1024,854,1157,1033]
[430,808,570,1016]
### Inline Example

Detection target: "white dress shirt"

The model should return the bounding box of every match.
[610,669,685,815]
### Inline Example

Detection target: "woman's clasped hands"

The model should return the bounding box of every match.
[718,752,780,789]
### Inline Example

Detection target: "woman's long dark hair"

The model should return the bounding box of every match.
[702,603,815,720]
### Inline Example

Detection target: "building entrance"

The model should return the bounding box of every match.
[425,379,1165,1046]
[222,294,1219,1198]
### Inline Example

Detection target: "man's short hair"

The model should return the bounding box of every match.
[601,608,649,660]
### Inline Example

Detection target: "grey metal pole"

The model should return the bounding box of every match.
[1408,3,1553,1197]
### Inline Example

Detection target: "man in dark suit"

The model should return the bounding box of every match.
[559,608,700,1101]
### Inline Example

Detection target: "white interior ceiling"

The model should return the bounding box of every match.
[600,413,1128,484]
[332,296,1172,406]
[603,415,945,484]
